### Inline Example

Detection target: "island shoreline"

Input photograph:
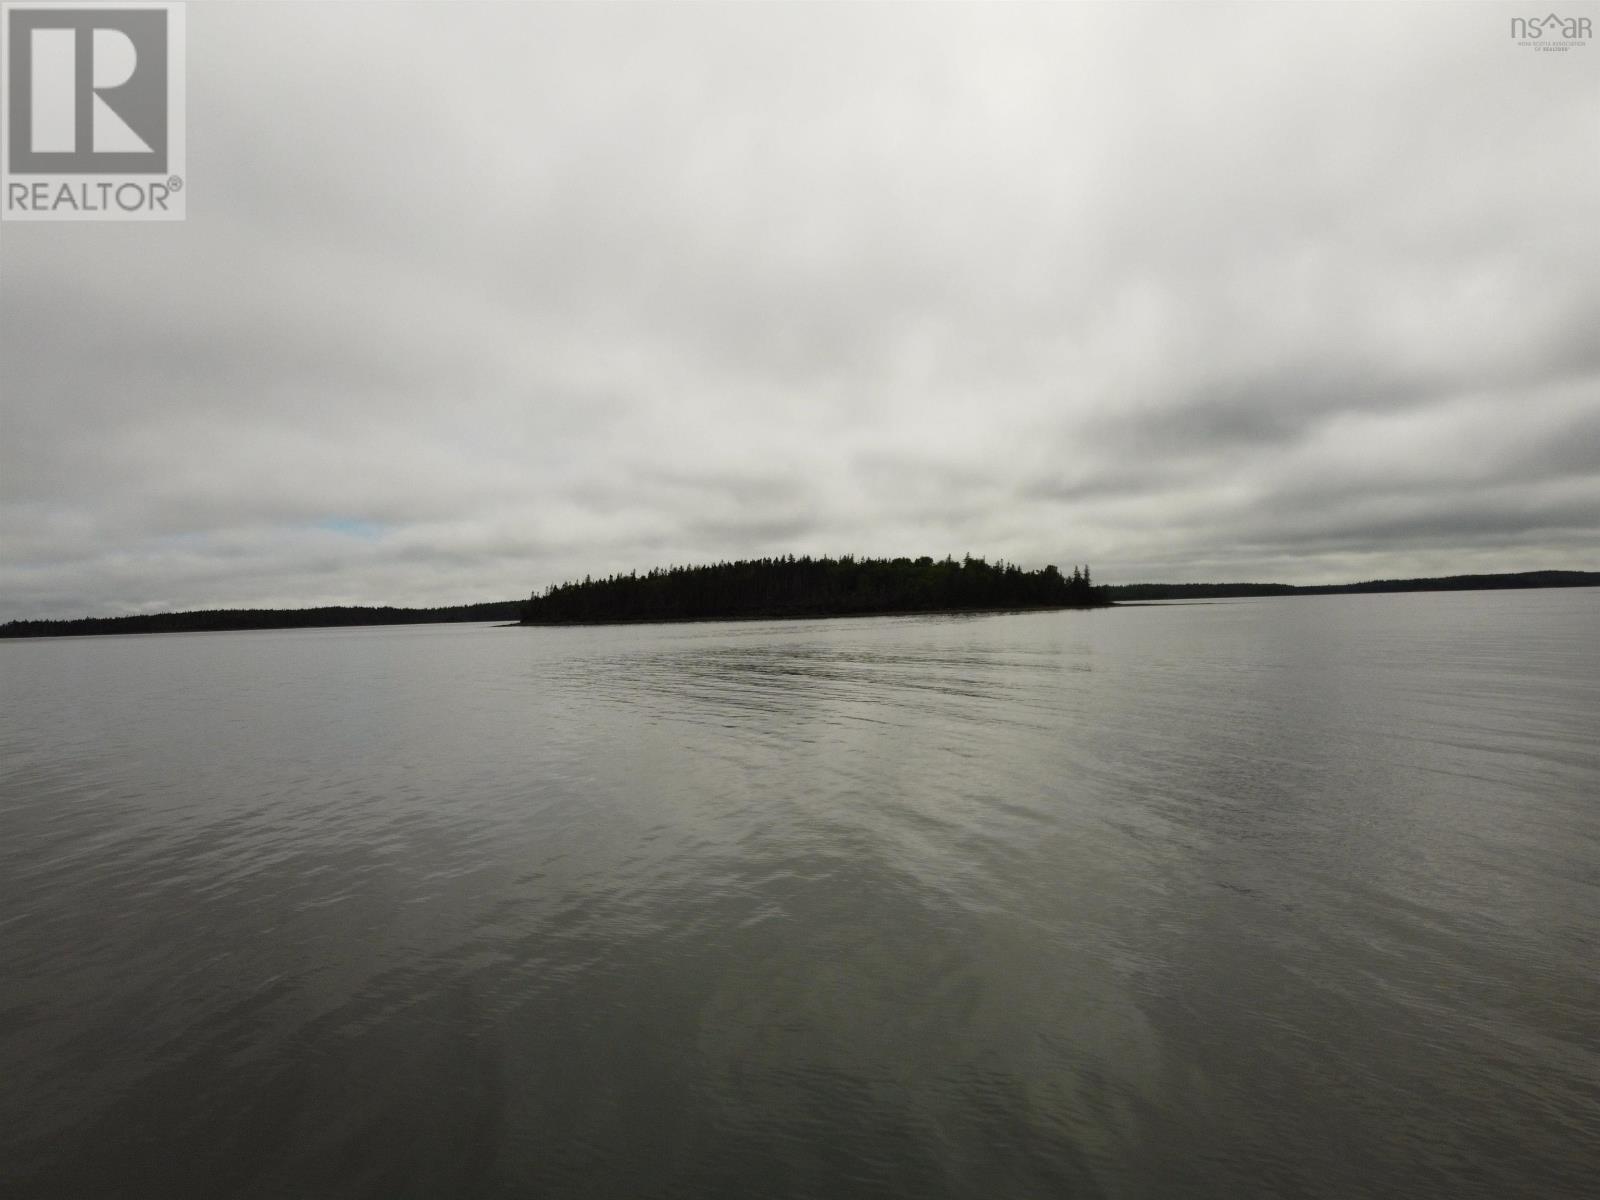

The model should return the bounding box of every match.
[516,600,1113,630]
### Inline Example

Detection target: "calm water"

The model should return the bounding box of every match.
[2,591,1597,1198]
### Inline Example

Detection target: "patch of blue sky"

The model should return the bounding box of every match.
[317,518,387,540]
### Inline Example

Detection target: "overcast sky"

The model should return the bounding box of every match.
[2,1,1596,618]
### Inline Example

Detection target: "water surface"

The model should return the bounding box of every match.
[3,590,1597,1198]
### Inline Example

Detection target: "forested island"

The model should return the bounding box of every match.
[521,555,1107,625]
[1104,570,1599,601]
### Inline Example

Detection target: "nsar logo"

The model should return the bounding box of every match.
[2,3,185,221]
[1510,12,1592,51]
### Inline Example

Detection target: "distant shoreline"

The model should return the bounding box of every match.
[0,601,524,640]
[3,569,1593,639]
[1104,570,1598,602]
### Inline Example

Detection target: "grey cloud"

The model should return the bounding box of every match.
[2,2,1596,619]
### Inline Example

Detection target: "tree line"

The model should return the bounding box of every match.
[1104,570,1599,601]
[0,600,525,638]
[522,554,1108,625]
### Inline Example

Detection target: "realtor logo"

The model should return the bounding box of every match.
[2,2,185,220]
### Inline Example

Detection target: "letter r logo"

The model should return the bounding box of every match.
[6,6,168,173]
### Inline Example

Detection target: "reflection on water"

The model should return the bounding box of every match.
[2,591,1597,1198]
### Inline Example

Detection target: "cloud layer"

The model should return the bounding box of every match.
[3,3,1596,618]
